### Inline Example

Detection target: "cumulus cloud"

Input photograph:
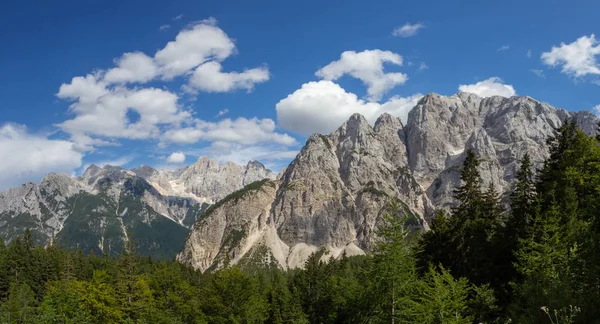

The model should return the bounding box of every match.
[392,23,425,38]
[57,75,188,146]
[458,77,516,98]
[316,50,407,101]
[593,104,600,116]
[276,80,422,135]
[154,22,236,79]
[199,143,299,169]
[541,34,600,77]
[188,62,270,92]
[104,52,159,84]
[64,19,268,90]
[166,151,186,164]
[56,19,276,150]
[162,117,297,146]
[0,124,83,189]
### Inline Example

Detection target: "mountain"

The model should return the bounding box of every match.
[178,92,599,272]
[0,158,275,259]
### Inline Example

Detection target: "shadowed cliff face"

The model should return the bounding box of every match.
[179,92,599,272]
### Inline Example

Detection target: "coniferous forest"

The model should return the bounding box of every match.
[1,120,600,323]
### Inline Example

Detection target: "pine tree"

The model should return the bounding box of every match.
[0,281,36,323]
[448,149,485,279]
[365,201,420,323]
[509,153,537,241]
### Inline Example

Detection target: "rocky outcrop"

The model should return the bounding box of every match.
[179,92,599,272]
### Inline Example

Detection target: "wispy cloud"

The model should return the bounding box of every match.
[530,69,545,78]
[418,62,429,71]
[392,23,425,38]
[159,24,170,31]
[215,109,229,117]
[527,50,532,58]
[173,14,183,21]
[497,45,510,52]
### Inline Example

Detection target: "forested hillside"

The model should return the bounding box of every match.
[1,119,598,323]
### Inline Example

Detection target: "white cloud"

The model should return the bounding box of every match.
[56,19,272,150]
[161,117,297,147]
[159,24,170,31]
[497,45,510,52]
[541,34,600,77]
[316,50,407,101]
[392,23,425,38]
[104,52,159,84]
[276,80,422,135]
[173,14,183,21]
[527,50,532,58]
[202,143,299,166]
[154,22,236,79]
[593,104,600,116]
[530,69,546,78]
[0,124,83,189]
[80,155,134,174]
[215,109,229,117]
[418,62,429,71]
[458,77,516,98]
[57,77,188,146]
[188,61,269,92]
[166,151,186,164]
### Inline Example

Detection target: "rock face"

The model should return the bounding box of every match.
[0,158,274,259]
[179,92,599,272]
[133,158,275,204]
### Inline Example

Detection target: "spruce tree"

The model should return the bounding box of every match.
[509,153,537,241]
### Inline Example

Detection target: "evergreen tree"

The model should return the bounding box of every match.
[0,281,36,323]
[509,153,537,242]
[364,201,420,323]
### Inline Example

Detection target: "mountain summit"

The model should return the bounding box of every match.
[178,92,599,272]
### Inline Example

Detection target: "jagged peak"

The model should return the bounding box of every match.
[332,113,372,136]
[82,164,101,179]
[246,160,267,170]
[193,156,219,166]
[374,113,403,131]
[40,172,73,184]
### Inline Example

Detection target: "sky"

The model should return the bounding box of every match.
[0,0,599,189]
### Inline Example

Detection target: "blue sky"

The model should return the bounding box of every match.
[0,0,599,189]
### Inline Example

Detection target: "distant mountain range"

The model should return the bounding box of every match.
[0,158,274,259]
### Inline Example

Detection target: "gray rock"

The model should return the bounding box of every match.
[179,92,599,272]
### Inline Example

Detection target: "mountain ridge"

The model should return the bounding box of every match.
[0,156,275,259]
[178,91,600,272]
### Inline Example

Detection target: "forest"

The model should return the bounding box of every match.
[0,119,598,323]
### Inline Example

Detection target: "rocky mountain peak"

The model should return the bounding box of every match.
[179,92,600,273]
[82,164,101,180]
